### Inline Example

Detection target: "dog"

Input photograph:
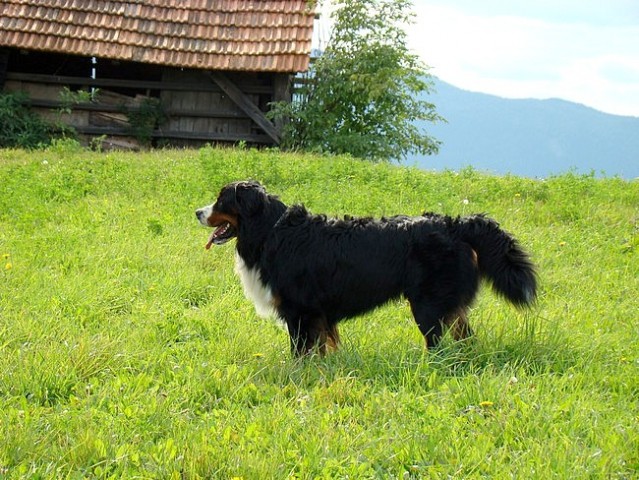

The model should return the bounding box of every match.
[196,180,537,356]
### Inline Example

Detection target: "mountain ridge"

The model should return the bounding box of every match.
[409,79,639,178]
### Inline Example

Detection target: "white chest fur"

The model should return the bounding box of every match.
[234,253,282,324]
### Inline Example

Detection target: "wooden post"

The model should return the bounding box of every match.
[272,73,292,133]
[0,49,9,89]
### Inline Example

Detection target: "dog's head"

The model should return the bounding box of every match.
[196,180,268,249]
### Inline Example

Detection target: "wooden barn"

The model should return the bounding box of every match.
[0,0,315,149]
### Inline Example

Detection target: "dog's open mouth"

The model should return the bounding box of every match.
[205,221,236,249]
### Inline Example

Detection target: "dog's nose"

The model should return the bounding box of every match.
[196,206,213,226]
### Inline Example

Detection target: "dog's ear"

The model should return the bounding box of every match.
[235,181,266,216]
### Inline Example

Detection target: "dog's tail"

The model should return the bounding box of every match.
[454,214,537,307]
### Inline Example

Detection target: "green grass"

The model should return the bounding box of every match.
[1,145,638,479]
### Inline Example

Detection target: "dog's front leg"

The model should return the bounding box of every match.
[285,314,333,357]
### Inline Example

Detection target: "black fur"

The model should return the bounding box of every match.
[197,180,537,356]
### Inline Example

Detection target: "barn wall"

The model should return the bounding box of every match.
[159,69,276,147]
[1,49,290,149]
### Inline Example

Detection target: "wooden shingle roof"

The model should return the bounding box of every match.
[0,0,315,72]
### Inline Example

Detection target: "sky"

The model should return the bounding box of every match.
[406,0,639,117]
[315,1,639,117]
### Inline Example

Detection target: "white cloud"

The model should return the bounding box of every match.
[407,4,639,116]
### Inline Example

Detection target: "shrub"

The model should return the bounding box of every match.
[0,92,53,149]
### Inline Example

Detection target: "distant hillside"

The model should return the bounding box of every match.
[410,79,639,178]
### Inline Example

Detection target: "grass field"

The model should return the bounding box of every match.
[1,145,638,479]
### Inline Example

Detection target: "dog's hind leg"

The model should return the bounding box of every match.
[407,299,448,349]
[407,245,479,349]
[326,324,341,352]
[408,295,475,349]
[443,307,474,342]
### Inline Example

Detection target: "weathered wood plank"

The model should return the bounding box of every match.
[74,125,271,143]
[5,72,274,94]
[207,71,281,144]
[25,99,249,119]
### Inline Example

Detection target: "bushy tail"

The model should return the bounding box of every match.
[454,214,537,306]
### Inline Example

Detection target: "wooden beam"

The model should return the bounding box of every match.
[74,125,271,144]
[5,72,274,94]
[27,98,249,119]
[273,73,292,103]
[0,49,9,89]
[207,71,281,144]
[272,73,292,132]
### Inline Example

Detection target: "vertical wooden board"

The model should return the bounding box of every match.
[172,92,185,132]
[160,81,173,122]
[230,118,252,135]
[193,117,207,134]
[195,90,211,113]
[273,73,292,102]
[167,90,182,132]
[180,116,195,134]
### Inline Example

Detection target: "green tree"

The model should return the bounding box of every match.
[272,0,442,161]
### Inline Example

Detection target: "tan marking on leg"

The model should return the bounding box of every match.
[325,324,341,352]
[444,308,473,341]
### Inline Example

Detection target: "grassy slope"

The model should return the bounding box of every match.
[0,145,637,479]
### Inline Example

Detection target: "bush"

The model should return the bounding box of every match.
[0,92,54,149]
[0,91,76,149]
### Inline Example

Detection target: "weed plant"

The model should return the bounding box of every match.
[0,146,637,478]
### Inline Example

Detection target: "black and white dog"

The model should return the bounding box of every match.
[197,181,537,356]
